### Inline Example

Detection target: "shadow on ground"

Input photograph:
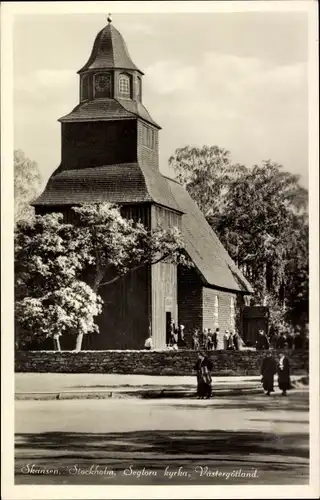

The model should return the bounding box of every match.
[168,390,309,413]
[15,428,309,461]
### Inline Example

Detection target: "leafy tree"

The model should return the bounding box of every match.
[14,149,41,223]
[16,282,103,350]
[15,203,188,351]
[216,161,308,303]
[170,146,308,332]
[169,145,247,219]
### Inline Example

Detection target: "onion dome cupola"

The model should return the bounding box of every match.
[59,15,158,127]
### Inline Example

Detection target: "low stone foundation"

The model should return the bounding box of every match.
[15,349,309,376]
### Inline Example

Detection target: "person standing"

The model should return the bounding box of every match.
[227,331,235,350]
[173,324,179,345]
[207,329,213,350]
[193,352,213,399]
[166,318,173,346]
[293,332,303,350]
[261,351,277,395]
[287,332,294,349]
[277,352,291,396]
[223,330,230,350]
[276,332,287,349]
[212,328,219,350]
[256,330,270,350]
[233,330,241,351]
[167,318,176,346]
[202,328,209,349]
[192,329,200,350]
[53,332,62,351]
[178,324,187,348]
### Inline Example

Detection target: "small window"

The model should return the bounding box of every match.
[230,296,235,328]
[214,295,219,325]
[137,76,142,101]
[142,125,155,149]
[81,74,89,101]
[119,74,131,97]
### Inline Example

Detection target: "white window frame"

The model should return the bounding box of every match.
[119,74,130,97]
[142,125,154,150]
[230,296,235,329]
[137,76,142,101]
[214,295,219,327]
[80,74,89,102]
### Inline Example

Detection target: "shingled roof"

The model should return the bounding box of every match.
[33,164,181,213]
[59,98,160,128]
[78,22,143,74]
[165,177,253,294]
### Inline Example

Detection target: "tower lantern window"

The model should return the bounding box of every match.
[137,76,142,101]
[119,74,131,97]
[81,74,89,101]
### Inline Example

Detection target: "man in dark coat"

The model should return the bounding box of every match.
[287,332,294,349]
[256,330,270,350]
[212,328,219,350]
[232,331,241,350]
[227,332,235,350]
[277,352,291,396]
[293,333,304,350]
[276,332,287,349]
[261,352,277,395]
[194,352,213,399]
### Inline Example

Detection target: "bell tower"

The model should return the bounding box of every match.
[78,15,143,103]
[33,17,183,350]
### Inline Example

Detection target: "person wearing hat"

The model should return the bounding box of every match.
[193,352,213,399]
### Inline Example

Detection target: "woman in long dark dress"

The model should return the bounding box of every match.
[194,352,213,399]
[261,352,277,395]
[277,352,291,396]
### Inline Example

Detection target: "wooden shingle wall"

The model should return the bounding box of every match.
[61,120,137,169]
[150,205,180,348]
[202,288,238,349]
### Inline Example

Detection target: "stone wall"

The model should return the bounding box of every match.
[15,350,309,376]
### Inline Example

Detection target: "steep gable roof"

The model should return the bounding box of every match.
[165,177,253,294]
[33,164,181,213]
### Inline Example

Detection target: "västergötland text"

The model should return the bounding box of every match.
[21,464,259,479]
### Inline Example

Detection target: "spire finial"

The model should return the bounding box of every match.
[107,13,112,24]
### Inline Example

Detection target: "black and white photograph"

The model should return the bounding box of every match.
[1,1,319,499]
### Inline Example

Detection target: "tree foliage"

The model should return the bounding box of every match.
[169,145,247,219]
[15,203,188,350]
[171,146,308,333]
[14,149,41,223]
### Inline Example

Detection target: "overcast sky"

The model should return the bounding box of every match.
[14,12,309,187]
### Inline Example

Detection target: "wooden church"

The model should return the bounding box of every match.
[33,17,253,350]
